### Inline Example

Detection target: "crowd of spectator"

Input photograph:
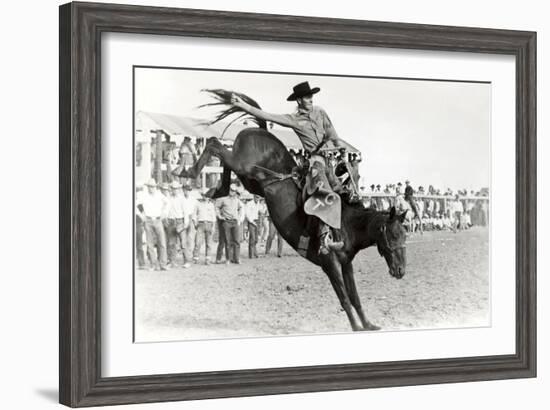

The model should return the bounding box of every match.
[358,180,490,233]
[135,180,283,271]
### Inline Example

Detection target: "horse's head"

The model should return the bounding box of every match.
[376,206,408,279]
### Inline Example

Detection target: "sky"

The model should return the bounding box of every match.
[135,66,491,192]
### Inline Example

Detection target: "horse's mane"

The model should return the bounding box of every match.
[199,89,267,137]
[199,89,297,173]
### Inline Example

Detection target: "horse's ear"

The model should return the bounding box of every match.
[389,206,396,220]
[398,209,408,223]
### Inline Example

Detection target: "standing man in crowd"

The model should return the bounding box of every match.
[215,184,243,264]
[451,194,464,233]
[164,180,186,268]
[137,179,168,271]
[265,212,284,258]
[237,190,246,243]
[215,197,228,264]
[193,190,217,265]
[244,195,261,259]
[427,196,435,218]
[135,186,147,269]
[258,198,269,243]
[480,198,489,227]
[180,184,198,268]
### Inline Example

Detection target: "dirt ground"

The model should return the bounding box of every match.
[135,227,490,342]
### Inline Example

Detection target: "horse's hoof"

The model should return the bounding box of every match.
[363,323,381,331]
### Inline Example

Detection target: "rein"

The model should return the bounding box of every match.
[252,164,295,188]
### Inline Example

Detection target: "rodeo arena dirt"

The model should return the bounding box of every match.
[134,112,490,342]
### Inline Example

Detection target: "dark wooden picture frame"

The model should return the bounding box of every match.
[59,1,536,407]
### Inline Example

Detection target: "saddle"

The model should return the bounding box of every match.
[304,191,342,229]
[303,160,343,230]
[292,158,360,230]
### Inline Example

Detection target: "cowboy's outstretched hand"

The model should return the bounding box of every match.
[230,94,246,108]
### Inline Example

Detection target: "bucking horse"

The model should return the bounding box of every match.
[175,89,408,331]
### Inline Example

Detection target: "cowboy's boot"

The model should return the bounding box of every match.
[319,224,344,255]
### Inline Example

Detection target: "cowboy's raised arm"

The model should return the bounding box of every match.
[231,94,297,129]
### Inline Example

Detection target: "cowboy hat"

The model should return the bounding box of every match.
[287,81,320,101]
[170,181,182,189]
[160,182,170,190]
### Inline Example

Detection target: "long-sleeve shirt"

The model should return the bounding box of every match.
[182,196,198,224]
[139,191,168,218]
[244,201,260,225]
[244,104,339,152]
[195,200,217,223]
[215,196,242,221]
[165,195,185,219]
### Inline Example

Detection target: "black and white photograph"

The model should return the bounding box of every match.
[134,67,491,342]
[1,0,543,408]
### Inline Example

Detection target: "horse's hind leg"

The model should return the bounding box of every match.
[342,262,380,331]
[208,166,231,199]
[173,137,237,195]
[321,256,362,331]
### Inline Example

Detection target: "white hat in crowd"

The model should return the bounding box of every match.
[170,181,182,189]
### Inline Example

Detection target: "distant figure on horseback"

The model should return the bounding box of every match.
[397,180,423,234]
[231,81,345,255]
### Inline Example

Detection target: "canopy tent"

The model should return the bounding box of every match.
[135,111,214,142]
[135,111,360,153]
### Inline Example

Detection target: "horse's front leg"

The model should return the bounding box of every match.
[342,262,380,331]
[321,256,362,331]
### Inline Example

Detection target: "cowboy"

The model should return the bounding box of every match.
[180,184,198,267]
[265,213,284,258]
[135,185,147,269]
[244,195,261,258]
[215,184,243,264]
[137,179,168,270]
[164,180,187,268]
[231,81,344,254]
[451,194,464,233]
[193,189,217,265]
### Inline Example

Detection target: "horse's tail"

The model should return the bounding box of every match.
[199,89,267,137]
